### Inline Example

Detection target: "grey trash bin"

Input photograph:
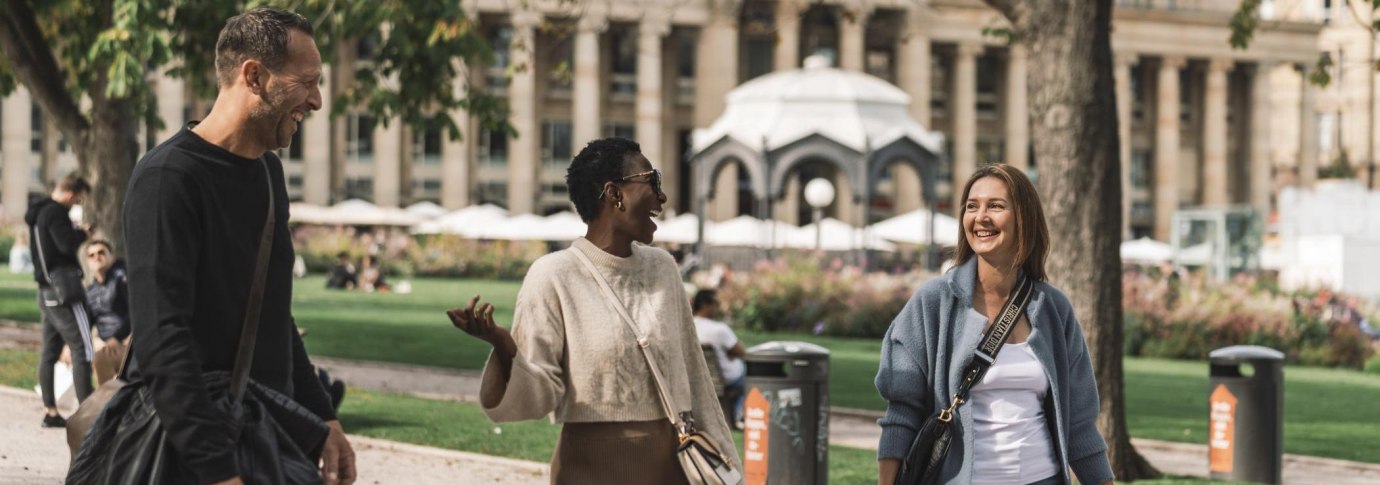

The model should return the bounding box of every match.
[741,341,830,485]
[1208,345,1285,484]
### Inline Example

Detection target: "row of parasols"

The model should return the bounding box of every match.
[289,199,960,252]
[290,199,1208,262]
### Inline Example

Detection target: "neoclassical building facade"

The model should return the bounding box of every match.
[0,0,1359,241]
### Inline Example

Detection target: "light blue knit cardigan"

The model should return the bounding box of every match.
[875,257,1115,484]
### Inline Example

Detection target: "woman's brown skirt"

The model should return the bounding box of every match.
[550,420,690,485]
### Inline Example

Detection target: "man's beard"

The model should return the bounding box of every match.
[250,87,291,144]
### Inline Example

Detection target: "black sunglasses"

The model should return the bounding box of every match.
[599,169,663,199]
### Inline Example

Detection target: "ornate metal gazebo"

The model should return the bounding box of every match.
[688,55,947,258]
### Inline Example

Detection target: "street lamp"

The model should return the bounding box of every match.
[804,178,836,251]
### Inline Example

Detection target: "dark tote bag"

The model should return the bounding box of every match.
[65,158,329,485]
[31,225,86,305]
[894,275,1035,485]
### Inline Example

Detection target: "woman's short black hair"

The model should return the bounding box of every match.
[566,137,642,222]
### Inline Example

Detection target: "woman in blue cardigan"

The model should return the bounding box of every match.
[876,164,1115,485]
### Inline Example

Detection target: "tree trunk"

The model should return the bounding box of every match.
[0,0,134,252]
[81,98,139,248]
[983,0,1158,480]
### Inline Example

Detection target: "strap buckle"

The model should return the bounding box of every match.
[938,394,964,423]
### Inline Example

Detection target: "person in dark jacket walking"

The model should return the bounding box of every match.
[25,173,92,428]
[83,239,129,384]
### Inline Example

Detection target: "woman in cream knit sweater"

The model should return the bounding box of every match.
[446,137,741,484]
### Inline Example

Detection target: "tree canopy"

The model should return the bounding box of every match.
[0,0,511,243]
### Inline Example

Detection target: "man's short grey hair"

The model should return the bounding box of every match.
[215,6,313,86]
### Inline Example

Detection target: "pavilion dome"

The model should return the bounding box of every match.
[691,55,944,156]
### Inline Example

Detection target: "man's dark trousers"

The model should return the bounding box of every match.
[37,287,94,408]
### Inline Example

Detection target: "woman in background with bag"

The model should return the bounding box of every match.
[875,164,1114,485]
[446,137,741,485]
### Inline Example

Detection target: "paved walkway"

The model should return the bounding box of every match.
[0,385,550,485]
[316,355,1380,484]
[7,321,1380,483]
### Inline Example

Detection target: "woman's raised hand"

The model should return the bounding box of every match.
[446,294,505,345]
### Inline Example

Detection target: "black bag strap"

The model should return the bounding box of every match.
[228,158,277,402]
[31,219,55,283]
[117,160,276,395]
[934,274,1035,423]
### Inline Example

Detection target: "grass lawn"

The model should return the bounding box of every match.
[1,272,1378,464]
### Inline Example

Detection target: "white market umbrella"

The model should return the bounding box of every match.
[532,211,588,241]
[412,204,509,235]
[795,218,897,252]
[655,213,703,245]
[702,215,807,249]
[868,208,960,247]
[1120,237,1175,264]
[404,201,448,219]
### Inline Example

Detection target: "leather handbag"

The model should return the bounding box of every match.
[894,275,1035,485]
[570,247,743,485]
[65,158,329,484]
[31,224,86,305]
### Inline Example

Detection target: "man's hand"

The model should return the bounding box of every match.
[209,478,243,485]
[105,338,120,349]
[320,420,356,485]
[446,295,509,346]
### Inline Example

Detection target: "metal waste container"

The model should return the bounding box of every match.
[1208,345,1285,484]
[741,341,830,485]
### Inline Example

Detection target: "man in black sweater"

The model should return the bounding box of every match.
[122,7,353,485]
[25,173,91,428]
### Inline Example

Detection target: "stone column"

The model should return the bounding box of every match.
[1114,53,1137,239]
[952,43,984,209]
[835,171,857,226]
[898,9,932,126]
[695,4,739,128]
[1154,56,1185,242]
[2,87,34,224]
[442,60,473,209]
[839,6,871,72]
[1202,58,1233,207]
[303,65,333,205]
[573,12,607,146]
[1004,45,1029,170]
[712,164,739,222]
[893,164,923,214]
[508,11,542,214]
[776,175,800,225]
[373,117,403,207]
[330,40,358,202]
[1250,62,1275,215]
[1298,63,1319,187]
[637,17,670,189]
[774,0,803,71]
[156,68,186,143]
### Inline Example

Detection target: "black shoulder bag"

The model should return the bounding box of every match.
[32,221,87,305]
[894,275,1035,485]
[66,158,330,485]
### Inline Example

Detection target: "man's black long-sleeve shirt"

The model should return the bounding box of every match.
[124,127,336,484]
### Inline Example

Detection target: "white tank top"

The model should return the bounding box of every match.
[969,341,1061,484]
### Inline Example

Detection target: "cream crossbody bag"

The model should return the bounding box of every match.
[570,246,743,485]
